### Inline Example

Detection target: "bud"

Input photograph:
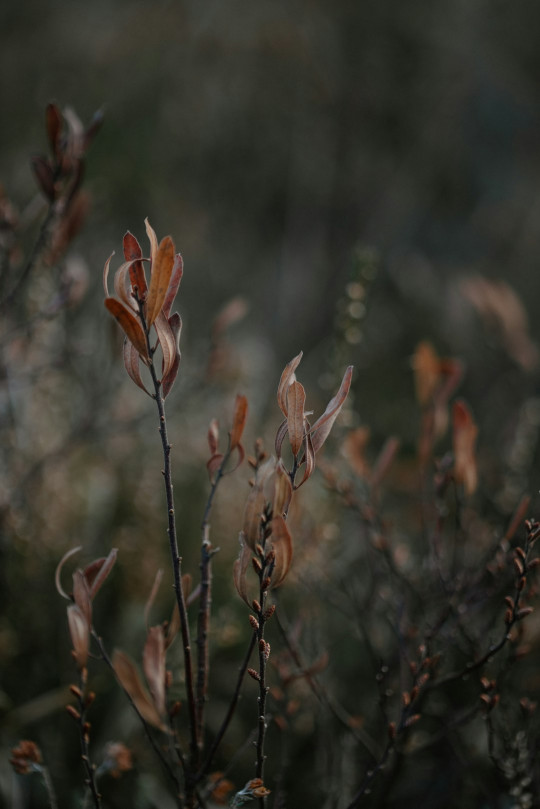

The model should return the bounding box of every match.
[248,668,260,682]
[249,615,260,631]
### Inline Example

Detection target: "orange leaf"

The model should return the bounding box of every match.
[105,298,149,362]
[286,381,306,457]
[145,236,175,326]
[230,394,248,451]
[277,352,303,417]
[452,399,478,496]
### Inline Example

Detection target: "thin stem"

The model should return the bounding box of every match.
[39,765,59,809]
[196,632,257,782]
[92,630,183,803]
[75,669,101,809]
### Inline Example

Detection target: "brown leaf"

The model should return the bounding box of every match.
[46,103,63,158]
[295,426,315,489]
[85,548,117,600]
[242,458,275,549]
[112,649,166,731]
[154,311,177,380]
[72,570,92,627]
[274,418,289,460]
[269,516,293,588]
[104,297,149,362]
[286,381,306,457]
[233,534,252,606]
[161,312,182,398]
[67,604,89,670]
[207,453,225,482]
[162,253,183,318]
[452,399,478,496]
[123,339,152,396]
[113,260,138,312]
[310,366,353,454]
[144,218,158,265]
[273,460,293,518]
[144,569,163,630]
[55,546,82,600]
[103,252,114,297]
[31,156,55,201]
[123,231,147,296]
[143,625,166,718]
[230,394,248,451]
[277,352,303,417]
[208,419,219,456]
[145,235,175,326]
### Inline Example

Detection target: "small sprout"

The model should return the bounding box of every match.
[66,705,81,721]
[249,615,260,631]
[248,668,261,682]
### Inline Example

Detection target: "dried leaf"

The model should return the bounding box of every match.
[162,253,183,318]
[144,218,158,266]
[112,649,166,731]
[113,260,137,312]
[55,546,82,600]
[144,569,163,630]
[86,548,117,600]
[273,460,293,518]
[145,235,175,326]
[207,453,225,482]
[104,297,149,362]
[123,231,147,296]
[287,381,306,457]
[269,516,293,588]
[103,252,114,297]
[154,311,177,379]
[277,352,303,417]
[143,626,166,717]
[296,427,315,489]
[72,570,92,628]
[161,313,182,398]
[274,418,289,460]
[233,534,252,606]
[310,366,353,454]
[452,399,478,496]
[67,604,89,670]
[31,156,55,201]
[208,419,219,456]
[230,394,248,451]
[242,458,275,549]
[123,339,152,396]
[46,103,62,158]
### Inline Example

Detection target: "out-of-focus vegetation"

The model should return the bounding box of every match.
[3,2,540,807]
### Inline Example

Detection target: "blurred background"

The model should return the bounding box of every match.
[3,0,540,806]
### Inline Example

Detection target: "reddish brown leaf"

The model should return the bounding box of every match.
[72,570,92,628]
[452,400,478,496]
[277,352,303,417]
[104,297,149,362]
[31,156,55,201]
[207,453,225,482]
[269,516,293,588]
[230,394,248,451]
[86,548,117,600]
[146,236,175,326]
[161,313,182,398]
[67,604,89,670]
[123,231,147,296]
[123,339,152,396]
[55,546,82,600]
[46,103,63,158]
[112,650,166,731]
[296,426,315,489]
[143,626,166,717]
[273,460,293,518]
[310,366,353,454]
[162,253,183,318]
[154,311,176,380]
[274,418,289,460]
[286,381,306,457]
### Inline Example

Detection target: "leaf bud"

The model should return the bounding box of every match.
[248,668,261,682]
[249,615,260,631]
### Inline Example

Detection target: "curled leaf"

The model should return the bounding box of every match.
[273,460,293,518]
[123,231,147,296]
[72,570,92,628]
[269,516,293,588]
[162,253,183,318]
[55,546,82,600]
[144,218,158,266]
[112,649,166,731]
[102,252,114,297]
[123,339,152,396]
[67,604,89,670]
[277,352,303,417]
[310,366,353,454]
[161,313,182,398]
[86,548,118,600]
[154,311,177,380]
